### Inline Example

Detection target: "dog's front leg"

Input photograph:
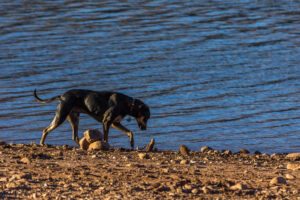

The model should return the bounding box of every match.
[102,106,117,144]
[112,122,134,148]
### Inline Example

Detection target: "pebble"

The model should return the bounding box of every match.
[269,177,287,186]
[184,184,193,190]
[287,163,300,170]
[32,193,38,199]
[191,188,198,194]
[286,153,300,161]
[271,153,279,159]
[0,140,6,145]
[202,186,212,194]
[285,174,296,180]
[201,146,212,153]
[230,183,247,190]
[254,151,261,155]
[6,182,17,189]
[176,187,183,193]
[238,149,249,154]
[180,160,189,165]
[138,153,148,159]
[20,157,31,164]
[222,150,232,155]
[152,182,161,188]
[0,177,8,182]
[179,145,189,156]
[213,149,220,154]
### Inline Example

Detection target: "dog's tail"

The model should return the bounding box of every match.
[34,89,61,104]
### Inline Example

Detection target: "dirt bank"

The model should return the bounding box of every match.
[0,141,299,199]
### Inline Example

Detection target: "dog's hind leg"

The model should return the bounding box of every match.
[67,111,80,145]
[112,122,134,148]
[40,103,71,145]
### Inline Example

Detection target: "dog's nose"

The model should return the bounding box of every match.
[139,124,146,130]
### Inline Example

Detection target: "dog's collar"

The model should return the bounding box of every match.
[130,98,136,112]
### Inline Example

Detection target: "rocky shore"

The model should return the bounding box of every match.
[0,141,299,199]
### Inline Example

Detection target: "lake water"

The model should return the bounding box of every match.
[0,0,300,154]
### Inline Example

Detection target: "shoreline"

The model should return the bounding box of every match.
[0,141,299,199]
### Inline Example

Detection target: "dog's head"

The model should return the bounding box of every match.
[134,100,150,131]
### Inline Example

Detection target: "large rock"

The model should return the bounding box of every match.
[88,141,109,151]
[79,137,89,151]
[83,129,103,143]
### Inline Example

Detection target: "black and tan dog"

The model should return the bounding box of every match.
[34,89,150,148]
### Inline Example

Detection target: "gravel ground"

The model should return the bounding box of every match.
[0,142,299,200]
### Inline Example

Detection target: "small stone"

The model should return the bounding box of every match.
[79,137,90,150]
[20,157,31,164]
[271,153,279,159]
[54,151,63,156]
[285,174,295,180]
[238,149,249,154]
[286,153,300,161]
[179,145,189,156]
[202,186,211,194]
[0,140,6,145]
[6,182,17,189]
[213,149,220,154]
[292,189,299,195]
[32,193,38,199]
[287,163,300,170]
[222,150,232,155]
[230,183,247,190]
[191,188,198,194]
[83,129,103,143]
[184,184,193,190]
[30,142,39,147]
[254,151,261,155]
[152,182,161,188]
[201,146,212,153]
[138,153,148,159]
[270,177,287,186]
[10,174,21,181]
[0,177,8,182]
[180,160,189,164]
[176,187,183,193]
[207,150,214,154]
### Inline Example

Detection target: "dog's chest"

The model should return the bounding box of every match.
[114,115,124,123]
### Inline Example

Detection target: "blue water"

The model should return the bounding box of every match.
[0,0,300,153]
